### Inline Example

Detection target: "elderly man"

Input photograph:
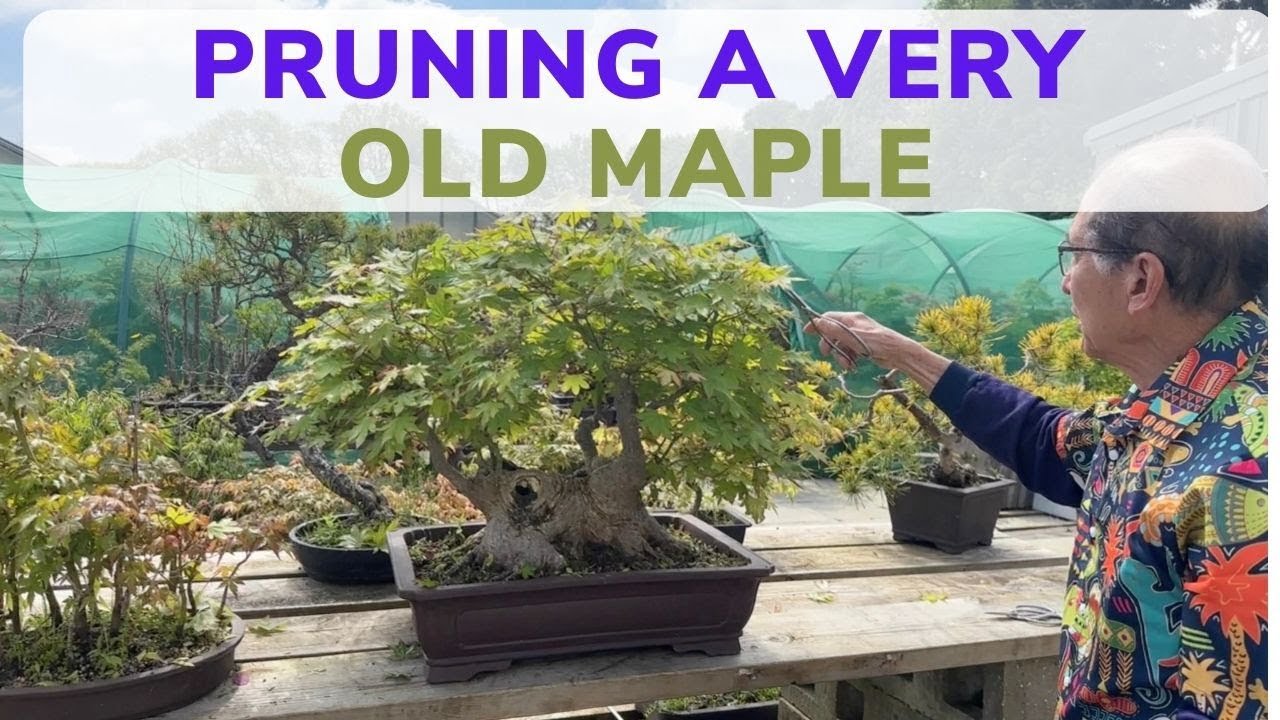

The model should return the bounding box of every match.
[806,134,1267,720]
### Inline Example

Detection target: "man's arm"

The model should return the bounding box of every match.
[929,362,1094,508]
[807,313,1098,508]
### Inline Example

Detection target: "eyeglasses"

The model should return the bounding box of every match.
[1056,244,1146,276]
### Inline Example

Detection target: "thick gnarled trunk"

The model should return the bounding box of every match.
[427,451,678,575]
[463,466,677,574]
[424,374,680,574]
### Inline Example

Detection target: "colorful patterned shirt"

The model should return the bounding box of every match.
[930,299,1268,720]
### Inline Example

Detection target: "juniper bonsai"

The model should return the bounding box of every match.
[831,296,1127,495]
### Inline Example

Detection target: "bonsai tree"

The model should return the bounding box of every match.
[143,213,457,547]
[250,213,848,575]
[188,457,483,546]
[831,295,1127,495]
[0,331,266,688]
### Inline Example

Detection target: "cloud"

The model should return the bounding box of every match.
[661,0,925,7]
[0,102,17,143]
[1,0,449,25]
[0,85,17,100]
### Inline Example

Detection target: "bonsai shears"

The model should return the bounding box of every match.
[776,285,873,370]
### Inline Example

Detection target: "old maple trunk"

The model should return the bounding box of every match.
[453,467,678,574]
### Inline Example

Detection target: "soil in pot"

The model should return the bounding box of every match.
[642,687,781,720]
[410,519,747,585]
[0,614,244,720]
[290,513,428,584]
[691,507,753,544]
[389,514,773,682]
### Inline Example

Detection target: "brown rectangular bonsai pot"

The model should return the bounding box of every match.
[886,477,1016,554]
[386,513,774,683]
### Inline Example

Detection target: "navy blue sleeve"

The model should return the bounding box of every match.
[928,362,1090,508]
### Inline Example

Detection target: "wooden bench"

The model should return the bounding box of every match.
[158,512,1075,720]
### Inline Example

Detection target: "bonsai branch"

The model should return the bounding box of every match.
[609,375,649,490]
[650,434,680,467]
[876,372,947,443]
[486,440,505,474]
[575,412,599,468]
[646,383,697,411]
[298,445,394,521]
[874,371,969,480]
[422,427,485,502]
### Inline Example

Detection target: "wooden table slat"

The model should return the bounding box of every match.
[159,570,1062,720]
[225,535,1073,619]
[236,565,1066,663]
[120,511,1079,720]
[210,515,1074,583]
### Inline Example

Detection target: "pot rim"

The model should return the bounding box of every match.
[647,506,753,525]
[0,615,244,699]
[389,512,773,600]
[897,475,1017,494]
[289,512,436,552]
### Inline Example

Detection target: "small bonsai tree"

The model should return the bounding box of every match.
[831,296,1127,496]
[252,213,847,575]
[0,332,267,686]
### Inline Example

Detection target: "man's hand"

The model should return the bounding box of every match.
[803,312,906,369]
[803,312,952,394]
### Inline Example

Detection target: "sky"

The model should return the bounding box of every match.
[0,0,926,147]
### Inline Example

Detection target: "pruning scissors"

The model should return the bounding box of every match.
[777,285,872,370]
[984,604,1062,627]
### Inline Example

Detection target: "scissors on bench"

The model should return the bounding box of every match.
[984,604,1062,627]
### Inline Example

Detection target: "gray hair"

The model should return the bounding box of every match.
[1081,210,1267,312]
[1078,131,1267,313]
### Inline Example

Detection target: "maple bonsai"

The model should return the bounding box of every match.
[0,332,266,719]
[251,213,848,575]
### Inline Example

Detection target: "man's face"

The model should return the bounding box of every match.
[1061,214,1132,362]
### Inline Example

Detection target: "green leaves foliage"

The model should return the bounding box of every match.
[0,332,271,685]
[263,212,847,520]
[829,296,1127,493]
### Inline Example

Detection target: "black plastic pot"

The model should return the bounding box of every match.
[649,507,753,543]
[388,513,774,683]
[693,506,754,543]
[289,514,394,584]
[0,616,244,720]
[549,392,617,426]
[643,701,779,720]
[549,391,578,409]
[886,478,1016,554]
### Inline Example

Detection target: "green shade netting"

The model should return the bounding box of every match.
[4,166,1076,390]
[646,194,1075,363]
[0,164,388,388]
